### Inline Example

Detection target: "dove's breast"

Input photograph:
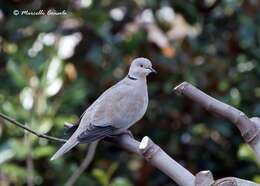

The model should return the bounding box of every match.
[112,82,148,129]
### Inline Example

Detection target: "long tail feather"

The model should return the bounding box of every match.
[50,137,79,161]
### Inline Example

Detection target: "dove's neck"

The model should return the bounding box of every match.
[126,74,147,87]
[127,74,138,81]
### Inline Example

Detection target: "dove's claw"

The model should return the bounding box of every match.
[107,129,134,138]
[121,130,134,138]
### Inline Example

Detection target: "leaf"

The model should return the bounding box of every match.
[10,139,29,160]
[32,145,55,159]
[0,163,27,183]
[92,163,119,186]
[6,59,27,88]
[0,141,15,164]
[110,177,133,186]
[253,175,260,184]
[107,163,119,181]
[36,118,53,134]
[92,168,109,186]
[238,144,257,162]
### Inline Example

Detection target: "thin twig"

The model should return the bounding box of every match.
[0,113,66,143]
[65,141,99,186]
[25,132,34,186]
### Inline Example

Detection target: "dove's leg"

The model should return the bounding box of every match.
[108,129,134,138]
[121,130,134,138]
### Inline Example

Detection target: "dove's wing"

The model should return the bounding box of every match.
[77,79,147,142]
[77,124,116,143]
[76,82,132,141]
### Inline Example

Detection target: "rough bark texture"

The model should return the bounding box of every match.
[195,171,259,186]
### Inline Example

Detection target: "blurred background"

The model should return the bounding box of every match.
[0,0,260,185]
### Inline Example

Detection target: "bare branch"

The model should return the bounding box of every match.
[25,133,34,186]
[195,171,214,186]
[195,170,259,186]
[107,135,196,186]
[174,81,260,162]
[139,136,195,186]
[0,113,66,143]
[65,141,99,186]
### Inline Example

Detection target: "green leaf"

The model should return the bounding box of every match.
[0,163,27,183]
[110,177,133,186]
[107,163,119,181]
[92,168,109,186]
[238,144,257,162]
[10,139,29,160]
[32,145,55,159]
[6,59,27,88]
[253,175,260,184]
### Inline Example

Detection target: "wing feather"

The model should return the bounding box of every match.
[77,124,116,143]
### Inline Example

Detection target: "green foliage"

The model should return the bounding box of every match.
[92,163,119,186]
[238,144,258,164]
[0,164,28,183]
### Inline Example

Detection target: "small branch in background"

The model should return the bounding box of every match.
[65,141,99,186]
[0,113,66,143]
[174,81,260,162]
[25,132,34,186]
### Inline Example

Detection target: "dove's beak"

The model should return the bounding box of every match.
[149,67,157,74]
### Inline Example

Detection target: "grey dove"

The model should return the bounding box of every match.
[50,57,156,160]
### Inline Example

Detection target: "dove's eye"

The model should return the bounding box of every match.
[140,64,144,68]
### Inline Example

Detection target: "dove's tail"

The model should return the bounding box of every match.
[50,136,79,161]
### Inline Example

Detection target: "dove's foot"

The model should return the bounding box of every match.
[120,129,134,138]
[108,129,134,138]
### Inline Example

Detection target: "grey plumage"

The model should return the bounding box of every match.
[50,57,156,160]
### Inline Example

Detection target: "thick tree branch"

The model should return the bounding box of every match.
[139,136,195,186]
[195,171,259,186]
[107,135,196,186]
[174,81,260,162]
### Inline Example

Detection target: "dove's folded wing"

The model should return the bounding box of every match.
[74,82,133,143]
[77,123,117,143]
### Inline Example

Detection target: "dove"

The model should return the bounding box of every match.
[50,57,156,160]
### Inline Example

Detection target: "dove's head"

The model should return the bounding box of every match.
[128,57,156,79]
